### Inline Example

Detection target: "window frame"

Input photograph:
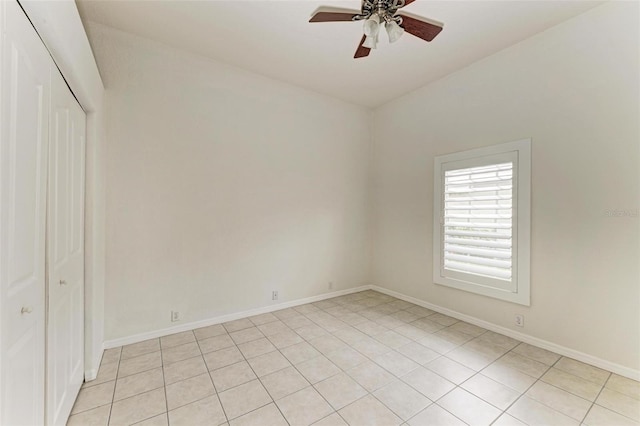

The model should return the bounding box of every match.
[433,139,531,306]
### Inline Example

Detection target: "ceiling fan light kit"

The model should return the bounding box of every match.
[309,0,444,58]
[363,34,378,49]
[385,20,404,43]
[363,13,380,37]
[363,13,380,48]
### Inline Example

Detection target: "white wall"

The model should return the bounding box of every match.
[87,24,373,341]
[21,0,106,379]
[372,2,639,372]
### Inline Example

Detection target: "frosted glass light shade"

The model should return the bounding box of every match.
[363,14,380,37]
[385,21,404,43]
[363,34,378,49]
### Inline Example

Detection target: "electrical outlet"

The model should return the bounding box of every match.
[272,291,278,301]
[171,311,180,322]
[515,314,524,327]
[328,281,334,289]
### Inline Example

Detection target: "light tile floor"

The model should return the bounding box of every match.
[68,290,640,426]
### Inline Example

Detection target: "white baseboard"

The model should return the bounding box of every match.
[84,346,104,381]
[84,367,99,382]
[103,285,371,349]
[370,285,640,381]
[100,283,639,381]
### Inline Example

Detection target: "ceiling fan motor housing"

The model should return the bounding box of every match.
[356,0,405,24]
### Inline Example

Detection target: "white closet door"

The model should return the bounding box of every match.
[47,68,86,426]
[0,1,51,425]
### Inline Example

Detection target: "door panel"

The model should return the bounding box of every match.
[47,67,86,426]
[52,108,69,268]
[4,327,44,425]
[0,1,51,425]
[69,111,85,391]
[49,296,70,422]
[70,117,84,257]
[70,281,84,380]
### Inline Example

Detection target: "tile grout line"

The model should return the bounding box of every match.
[155,351,227,426]
[494,352,561,424]
[193,329,230,426]
[311,296,478,424]
[402,332,549,424]
[581,370,613,424]
[159,333,172,425]
[258,330,311,425]
[530,356,619,424]
[304,299,440,425]
[360,296,470,424]
[222,320,286,425]
[299,311,386,426]
[120,344,170,425]
[82,291,638,426]
[249,313,362,424]
[70,354,122,417]
[106,348,121,425]
[421,379,475,425]
[264,302,628,423]
[451,353,514,422]
[253,306,378,425]
[367,379,431,424]
[534,359,607,402]
[111,334,204,424]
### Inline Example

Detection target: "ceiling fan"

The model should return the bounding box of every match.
[309,0,443,58]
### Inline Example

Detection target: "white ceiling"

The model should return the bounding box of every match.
[76,0,604,107]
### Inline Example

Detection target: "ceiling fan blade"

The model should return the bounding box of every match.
[397,13,443,42]
[403,0,417,6]
[309,7,360,22]
[354,35,371,58]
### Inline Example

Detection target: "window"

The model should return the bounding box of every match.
[433,139,531,305]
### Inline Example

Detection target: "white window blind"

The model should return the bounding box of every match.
[433,139,531,306]
[443,162,513,283]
